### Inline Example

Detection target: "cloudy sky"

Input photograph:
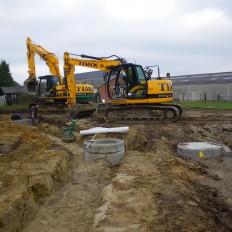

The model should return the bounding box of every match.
[1,0,232,85]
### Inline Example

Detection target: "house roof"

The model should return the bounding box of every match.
[0,82,27,94]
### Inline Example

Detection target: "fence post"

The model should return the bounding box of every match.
[188,85,191,101]
[228,84,230,102]
[204,92,206,102]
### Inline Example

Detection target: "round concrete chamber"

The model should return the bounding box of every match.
[83,139,125,166]
[177,142,231,158]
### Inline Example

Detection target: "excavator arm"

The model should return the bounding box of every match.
[63,52,124,108]
[26,37,63,92]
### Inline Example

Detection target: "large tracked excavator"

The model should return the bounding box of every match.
[25,37,96,118]
[63,53,182,121]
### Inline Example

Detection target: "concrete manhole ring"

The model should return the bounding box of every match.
[83,139,125,166]
[84,139,125,154]
[177,142,231,158]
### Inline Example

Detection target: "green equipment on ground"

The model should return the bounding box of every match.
[62,119,77,143]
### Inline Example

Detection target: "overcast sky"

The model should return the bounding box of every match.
[1,0,232,85]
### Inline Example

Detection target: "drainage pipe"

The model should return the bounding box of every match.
[80,126,129,135]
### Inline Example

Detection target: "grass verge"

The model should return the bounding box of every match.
[178,101,232,109]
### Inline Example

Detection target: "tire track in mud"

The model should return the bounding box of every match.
[117,124,232,231]
[159,139,232,231]
[153,155,221,232]
[22,135,113,232]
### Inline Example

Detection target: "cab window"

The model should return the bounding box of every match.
[135,66,146,81]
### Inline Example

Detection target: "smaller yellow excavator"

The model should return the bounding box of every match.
[25,37,63,93]
[25,37,96,118]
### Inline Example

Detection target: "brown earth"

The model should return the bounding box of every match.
[0,109,232,231]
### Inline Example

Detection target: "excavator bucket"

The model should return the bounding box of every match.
[68,103,96,119]
[26,80,37,93]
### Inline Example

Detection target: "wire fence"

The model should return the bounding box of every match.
[173,83,232,102]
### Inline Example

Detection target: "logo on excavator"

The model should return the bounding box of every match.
[158,83,172,92]
[78,62,97,68]
[76,85,93,92]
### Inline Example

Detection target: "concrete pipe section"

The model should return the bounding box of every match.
[177,142,231,158]
[83,139,125,166]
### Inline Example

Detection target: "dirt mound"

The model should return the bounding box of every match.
[0,115,70,231]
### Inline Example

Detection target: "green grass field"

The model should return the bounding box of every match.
[0,105,29,111]
[178,101,232,109]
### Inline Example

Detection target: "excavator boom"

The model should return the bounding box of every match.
[26,37,63,92]
[63,52,123,108]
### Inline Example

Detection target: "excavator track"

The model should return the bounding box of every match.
[98,104,182,122]
[29,102,96,119]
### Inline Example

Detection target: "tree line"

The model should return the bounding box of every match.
[0,59,15,87]
[0,59,37,106]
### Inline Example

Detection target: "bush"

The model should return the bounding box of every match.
[5,95,13,106]
[18,93,37,104]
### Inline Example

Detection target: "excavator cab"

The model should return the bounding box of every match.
[107,63,147,99]
[37,75,61,97]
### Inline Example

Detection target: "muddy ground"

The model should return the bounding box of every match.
[0,109,232,232]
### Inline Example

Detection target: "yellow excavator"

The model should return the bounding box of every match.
[63,52,182,121]
[25,37,96,117]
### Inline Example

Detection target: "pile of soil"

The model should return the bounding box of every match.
[0,116,69,231]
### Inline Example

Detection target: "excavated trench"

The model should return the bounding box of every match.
[22,134,113,232]
[1,109,232,231]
